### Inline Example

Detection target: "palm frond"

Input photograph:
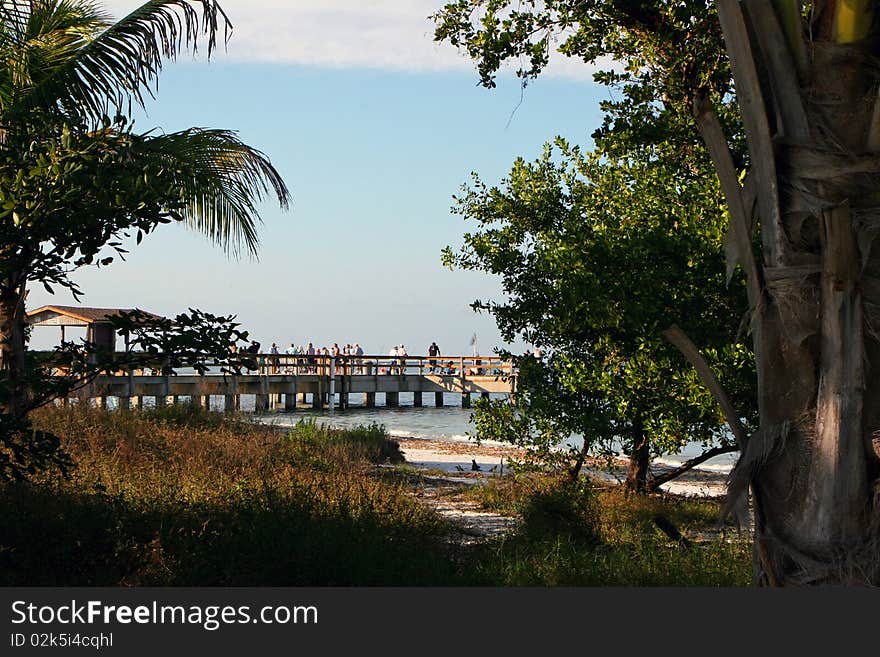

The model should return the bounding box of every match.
[139,127,291,258]
[7,1,231,123]
[0,1,30,45]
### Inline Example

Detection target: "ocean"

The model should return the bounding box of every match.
[258,391,738,473]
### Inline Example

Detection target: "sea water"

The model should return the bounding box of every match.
[260,391,738,473]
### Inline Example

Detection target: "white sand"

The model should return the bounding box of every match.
[396,436,730,498]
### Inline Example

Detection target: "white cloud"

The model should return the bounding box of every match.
[101,0,598,79]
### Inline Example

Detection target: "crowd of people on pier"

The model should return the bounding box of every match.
[226,338,539,377]
[228,339,505,377]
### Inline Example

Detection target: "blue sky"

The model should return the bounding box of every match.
[27,1,609,355]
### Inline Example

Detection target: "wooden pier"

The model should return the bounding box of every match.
[57,354,517,412]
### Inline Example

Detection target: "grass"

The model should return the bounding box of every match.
[1,404,753,586]
[2,404,459,586]
[457,474,752,586]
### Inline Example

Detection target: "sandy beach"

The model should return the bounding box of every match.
[395,435,731,498]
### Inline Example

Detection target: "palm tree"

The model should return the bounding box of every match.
[0,0,289,256]
[0,1,289,461]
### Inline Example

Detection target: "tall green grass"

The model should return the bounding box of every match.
[2,404,461,585]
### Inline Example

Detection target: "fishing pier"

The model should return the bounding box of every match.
[57,353,517,413]
[27,305,517,413]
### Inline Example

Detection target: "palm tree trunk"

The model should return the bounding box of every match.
[751,230,872,583]
[705,0,880,584]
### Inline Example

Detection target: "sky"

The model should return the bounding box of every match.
[27,0,610,356]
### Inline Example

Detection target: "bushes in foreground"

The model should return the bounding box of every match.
[1,404,752,586]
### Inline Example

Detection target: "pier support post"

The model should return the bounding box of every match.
[413,392,423,407]
[285,379,297,411]
[255,374,270,413]
[119,396,130,410]
[225,375,240,413]
[364,392,375,408]
[155,395,166,407]
[434,392,443,407]
[329,359,336,414]
[385,392,399,407]
[135,395,143,409]
[461,393,471,409]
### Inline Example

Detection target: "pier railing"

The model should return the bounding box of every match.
[37,353,516,376]
[262,354,514,378]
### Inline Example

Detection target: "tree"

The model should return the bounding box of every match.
[447,138,755,492]
[434,1,880,584]
[0,1,290,480]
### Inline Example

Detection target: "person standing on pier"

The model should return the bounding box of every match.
[306,342,316,373]
[354,343,364,373]
[284,342,297,373]
[331,343,342,374]
[428,341,440,373]
[244,340,261,372]
[388,345,399,375]
[269,342,280,373]
[398,344,408,375]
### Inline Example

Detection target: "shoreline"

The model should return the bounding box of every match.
[394,435,731,498]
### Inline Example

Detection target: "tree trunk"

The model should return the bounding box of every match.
[714,1,880,584]
[626,417,649,493]
[0,281,28,416]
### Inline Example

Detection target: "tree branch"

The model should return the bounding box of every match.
[662,324,750,450]
[691,91,763,307]
[716,0,789,267]
[647,444,739,491]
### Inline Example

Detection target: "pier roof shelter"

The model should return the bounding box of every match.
[26,305,165,352]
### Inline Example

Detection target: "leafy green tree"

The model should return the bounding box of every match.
[434,1,880,584]
[448,138,755,491]
[0,1,289,480]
